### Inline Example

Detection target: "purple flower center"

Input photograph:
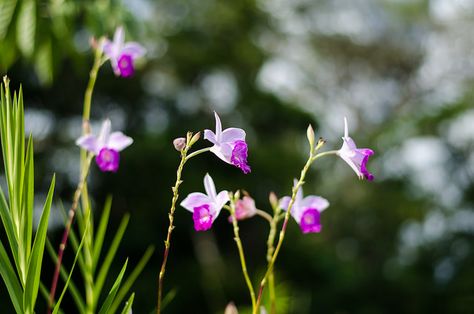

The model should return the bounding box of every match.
[96,148,120,172]
[117,54,134,77]
[299,208,322,234]
[360,149,374,181]
[193,204,214,231]
[230,140,251,174]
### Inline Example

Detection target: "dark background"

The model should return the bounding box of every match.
[1,0,474,313]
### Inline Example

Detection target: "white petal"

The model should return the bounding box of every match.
[107,132,133,151]
[204,173,217,199]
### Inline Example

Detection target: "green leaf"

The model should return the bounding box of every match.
[0,188,19,273]
[98,259,128,314]
[92,196,113,271]
[16,0,36,58]
[52,215,90,314]
[0,0,17,39]
[22,135,34,265]
[23,175,55,313]
[0,240,22,313]
[120,293,134,314]
[109,245,155,314]
[94,213,129,300]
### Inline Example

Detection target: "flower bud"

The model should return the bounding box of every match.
[230,196,257,222]
[173,137,186,151]
[269,192,278,209]
[224,302,239,314]
[307,124,315,147]
[190,131,201,146]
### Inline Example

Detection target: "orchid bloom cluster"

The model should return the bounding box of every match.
[179,116,374,233]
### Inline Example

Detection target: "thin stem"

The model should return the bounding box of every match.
[47,154,93,313]
[254,146,332,313]
[266,208,279,314]
[256,209,273,224]
[313,150,338,160]
[184,146,211,161]
[229,196,256,310]
[156,148,188,314]
[82,47,103,135]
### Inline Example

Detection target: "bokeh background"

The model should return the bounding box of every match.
[1,0,474,313]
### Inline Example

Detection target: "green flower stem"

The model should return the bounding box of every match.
[47,154,93,313]
[256,209,273,224]
[254,145,335,313]
[157,140,209,314]
[228,199,257,310]
[82,46,103,134]
[184,146,211,161]
[266,208,280,314]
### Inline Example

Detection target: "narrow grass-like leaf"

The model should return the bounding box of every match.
[0,0,17,39]
[52,218,89,314]
[98,259,128,314]
[161,288,177,311]
[94,214,129,299]
[16,0,36,57]
[120,293,134,314]
[109,245,155,314]
[92,196,112,271]
[24,175,55,313]
[22,135,34,264]
[45,239,85,313]
[0,240,22,313]
[0,188,19,271]
[39,282,65,314]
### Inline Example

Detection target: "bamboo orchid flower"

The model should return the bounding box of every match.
[204,112,251,174]
[102,26,146,77]
[181,174,230,231]
[280,180,329,233]
[337,117,374,181]
[76,119,133,172]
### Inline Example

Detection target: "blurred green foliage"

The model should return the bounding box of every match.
[1,0,474,313]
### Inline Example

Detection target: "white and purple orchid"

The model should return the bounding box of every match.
[180,174,230,231]
[204,112,251,174]
[76,119,133,172]
[337,117,374,181]
[102,26,146,78]
[280,180,329,234]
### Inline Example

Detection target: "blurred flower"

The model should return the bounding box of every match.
[102,26,146,77]
[337,117,374,181]
[181,174,229,231]
[280,180,329,233]
[229,195,257,222]
[76,119,133,172]
[204,112,251,174]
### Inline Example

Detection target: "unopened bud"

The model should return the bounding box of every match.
[307,124,315,147]
[316,137,326,149]
[224,302,238,314]
[269,192,278,209]
[173,137,186,151]
[190,131,201,146]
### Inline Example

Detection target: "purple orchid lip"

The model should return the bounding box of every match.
[299,208,321,233]
[279,179,329,234]
[96,148,120,172]
[117,54,134,78]
[231,140,251,174]
[193,204,213,231]
[204,112,251,174]
[76,119,133,172]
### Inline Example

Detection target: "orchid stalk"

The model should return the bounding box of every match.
[254,127,332,313]
[227,192,257,310]
[265,193,281,314]
[156,132,207,314]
